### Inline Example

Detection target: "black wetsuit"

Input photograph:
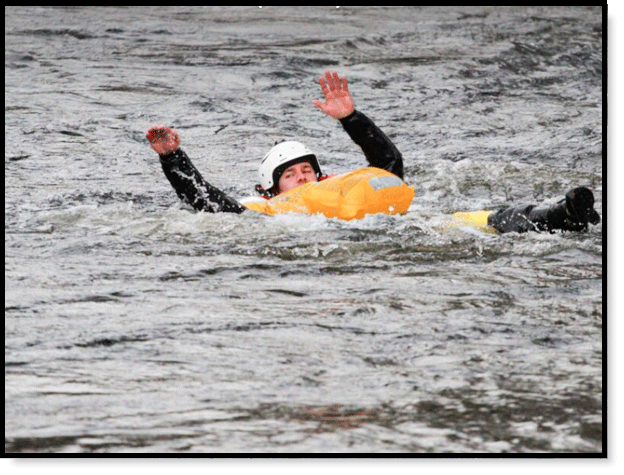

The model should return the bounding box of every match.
[157,110,403,214]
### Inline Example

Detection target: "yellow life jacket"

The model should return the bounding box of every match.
[243,167,415,220]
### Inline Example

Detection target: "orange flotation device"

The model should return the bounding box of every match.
[243,167,414,220]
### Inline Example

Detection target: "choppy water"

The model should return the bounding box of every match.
[5,6,603,453]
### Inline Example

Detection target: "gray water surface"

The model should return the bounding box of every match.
[5,6,602,453]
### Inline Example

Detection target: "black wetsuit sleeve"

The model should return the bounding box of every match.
[159,149,246,214]
[339,110,404,179]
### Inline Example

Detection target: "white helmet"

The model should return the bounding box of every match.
[258,141,322,191]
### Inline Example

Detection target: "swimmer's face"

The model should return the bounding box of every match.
[278,161,318,193]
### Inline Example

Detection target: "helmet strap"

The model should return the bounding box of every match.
[255,184,277,199]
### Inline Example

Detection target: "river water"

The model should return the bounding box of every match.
[5,6,603,454]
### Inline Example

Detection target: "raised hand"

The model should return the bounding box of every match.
[146,126,180,155]
[312,70,355,120]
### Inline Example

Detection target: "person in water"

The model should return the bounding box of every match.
[146,70,599,234]
[147,70,402,214]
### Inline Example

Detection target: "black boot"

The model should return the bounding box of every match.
[531,187,600,233]
[563,186,600,230]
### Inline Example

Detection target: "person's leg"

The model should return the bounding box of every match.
[487,187,600,233]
